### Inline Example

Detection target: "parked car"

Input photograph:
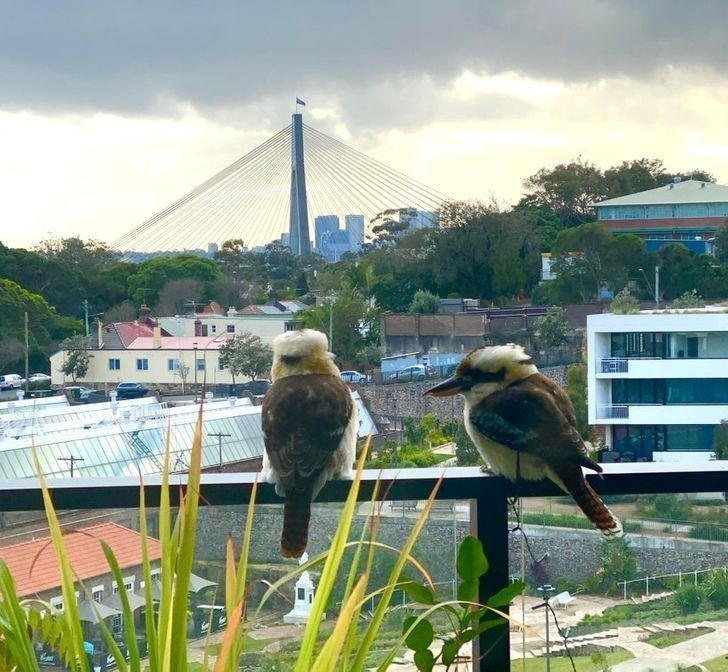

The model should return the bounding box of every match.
[237,379,271,396]
[340,370,369,384]
[0,374,25,390]
[387,365,429,382]
[114,382,149,399]
[28,373,52,383]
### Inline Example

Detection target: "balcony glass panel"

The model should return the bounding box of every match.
[613,379,728,405]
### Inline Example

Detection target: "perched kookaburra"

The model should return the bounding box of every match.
[425,343,622,537]
[261,329,357,557]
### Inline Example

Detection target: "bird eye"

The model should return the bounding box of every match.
[281,355,301,365]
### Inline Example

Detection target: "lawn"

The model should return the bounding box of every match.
[511,650,633,671]
[704,654,728,671]
[645,626,713,648]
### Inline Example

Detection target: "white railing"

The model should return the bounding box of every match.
[600,358,629,373]
[597,404,629,419]
[618,566,728,600]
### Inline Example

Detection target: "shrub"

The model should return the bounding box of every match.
[673,585,705,615]
[708,568,728,609]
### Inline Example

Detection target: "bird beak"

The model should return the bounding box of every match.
[424,376,466,397]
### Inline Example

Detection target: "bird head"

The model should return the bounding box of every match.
[271,329,339,380]
[424,343,538,402]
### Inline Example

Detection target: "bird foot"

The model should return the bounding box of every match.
[479,464,496,475]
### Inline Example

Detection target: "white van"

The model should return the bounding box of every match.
[0,374,25,390]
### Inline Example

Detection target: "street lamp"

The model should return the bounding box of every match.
[532,584,555,671]
[638,266,660,308]
[193,341,198,403]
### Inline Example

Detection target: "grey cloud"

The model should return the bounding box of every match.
[2,0,727,124]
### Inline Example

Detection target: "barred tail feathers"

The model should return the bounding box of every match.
[558,469,623,538]
[281,486,313,558]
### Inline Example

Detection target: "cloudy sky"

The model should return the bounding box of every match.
[2,0,728,250]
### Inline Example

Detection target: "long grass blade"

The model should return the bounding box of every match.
[312,574,367,672]
[32,445,87,671]
[350,474,444,669]
[293,439,370,672]
[0,560,40,671]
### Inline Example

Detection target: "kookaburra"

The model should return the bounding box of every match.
[261,329,357,557]
[425,343,622,537]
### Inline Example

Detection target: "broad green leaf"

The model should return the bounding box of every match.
[457,579,478,602]
[402,581,435,605]
[414,648,435,672]
[487,580,525,607]
[404,618,434,651]
[441,638,460,665]
[456,536,488,582]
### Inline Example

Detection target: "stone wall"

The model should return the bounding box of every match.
[357,366,569,424]
[195,505,728,590]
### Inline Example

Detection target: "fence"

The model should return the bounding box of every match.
[1,463,728,670]
[618,566,728,600]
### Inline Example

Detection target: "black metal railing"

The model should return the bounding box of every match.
[2,462,728,671]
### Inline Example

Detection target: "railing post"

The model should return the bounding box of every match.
[470,479,510,672]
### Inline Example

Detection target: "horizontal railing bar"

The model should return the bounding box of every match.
[0,463,727,511]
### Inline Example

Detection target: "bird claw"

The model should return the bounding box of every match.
[479,464,496,474]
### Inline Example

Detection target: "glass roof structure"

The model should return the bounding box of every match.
[0,391,377,480]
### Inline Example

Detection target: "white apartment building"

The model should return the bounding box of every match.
[587,310,728,462]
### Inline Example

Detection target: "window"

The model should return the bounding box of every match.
[109,358,121,371]
[218,358,225,371]
[136,358,149,371]
[226,324,235,333]
[50,596,64,612]
[168,358,180,372]
[200,324,209,336]
[211,325,217,334]
[92,585,104,603]
[196,358,205,372]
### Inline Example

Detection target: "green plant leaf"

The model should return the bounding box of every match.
[441,638,460,665]
[404,618,434,651]
[456,536,488,582]
[457,579,478,602]
[487,580,525,607]
[402,581,435,605]
[413,648,435,672]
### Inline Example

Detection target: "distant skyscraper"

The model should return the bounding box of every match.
[314,215,340,252]
[345,214,365,252]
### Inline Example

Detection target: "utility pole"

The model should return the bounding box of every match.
[59,455,85,478]
[209,432,232,471]
[193,342,199,403]
[654,265,660,309]
[24,312,29,394]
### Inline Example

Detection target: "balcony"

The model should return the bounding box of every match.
[3,464,728,671]
[597,404,630,420]
[600,358,629,374]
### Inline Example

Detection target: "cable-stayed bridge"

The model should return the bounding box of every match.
[113,113,448,257]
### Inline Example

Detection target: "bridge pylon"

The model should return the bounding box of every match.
[288,113,311,256]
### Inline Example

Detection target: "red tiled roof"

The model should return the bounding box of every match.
[0,522,162,597]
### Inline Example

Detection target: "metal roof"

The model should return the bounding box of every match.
[592,180,728,207]
[0,392,378,480]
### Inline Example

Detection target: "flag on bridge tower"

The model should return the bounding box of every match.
[295,97,306,106]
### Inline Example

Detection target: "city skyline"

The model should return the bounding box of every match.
[2,1,728,249]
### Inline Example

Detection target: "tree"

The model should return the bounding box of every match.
[432,202,541,302]
[218,332,273,383]
[533,306,569,348]
[713,421,728,460]
[59,335,93,383]
[520,157,605,229]
[409,290,439,314]
[609,288,640,314]
[595,537,636,596]
[155,278,205,317]
[127,253,221,307]
[566,364,592,441]
[714,224,728,263]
